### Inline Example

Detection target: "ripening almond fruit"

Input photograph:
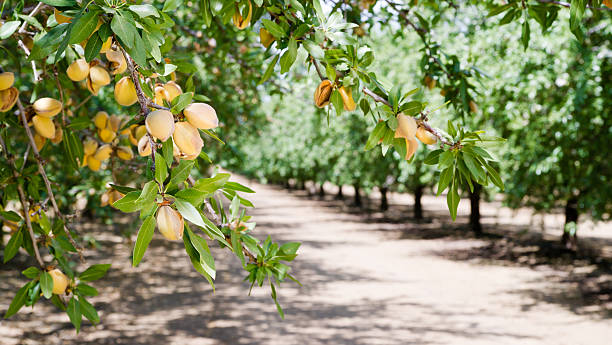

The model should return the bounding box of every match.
[232,0,252,29]
[98,128,116,143]
[87,155,102,171]
[66,59,90,82]
[101,189,124,207]
[114,76,138,106]
[406,137,419,161]
[154,85,169,106]
[156,205,184,241]
[129,125,147,146]
[87,77,102,95]
[32,116,56,139]
[163,81,182,102]
[89,66,111,86]
[604,0,612,8]
[106,50,127,75]
[0,87,19,112]
[173,122,203,156]
[83,138,98,156]
[259,28,275,48]
[33,98,62,117]
[48,268,69,294]
[469,100,478,113]
[183,103,219,130]
[94,144,112,161]
[424,75,436,90]
[145,110,175,141]
[181,153,199,161]
[415,127,437,145]
[338,86,356,111]
[34,133,47,151]
[314,80,333,108]
[100,37,112,53]
[54,9,72,24]
[116,146,133,161]
[138,135,152,156]
[108,114,121,132]
[395,113,417,139]
[93,111,109,129]
[0,72,14,90]
[51,126,63,144]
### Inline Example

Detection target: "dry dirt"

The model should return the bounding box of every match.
[1,177,611,345]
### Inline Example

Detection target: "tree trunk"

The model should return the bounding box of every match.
[414,185,423,220]
[319,183,325,198]
[336,185,343,200]
[561,197,579,250]
[284,180,291,189]
[469,184,482,236]
[380,187,388,211]
[353,184,362,207]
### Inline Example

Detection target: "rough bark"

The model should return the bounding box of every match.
[561,197,579,250]
[469,184,482,236]
[336,185,343,200]
[380,187,389,211]
[319,183,325,198]
[353,184,362,207]
[414,185,423,220]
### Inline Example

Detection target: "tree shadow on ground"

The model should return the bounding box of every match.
[276,184,612,319]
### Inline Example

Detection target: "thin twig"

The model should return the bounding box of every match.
[0,134,45,268]
[17,40,39,82]
[15,98,84,260]
[17,2,43,34]
[362,87,392,107]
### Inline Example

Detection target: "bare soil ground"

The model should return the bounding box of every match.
[1,177,611,345]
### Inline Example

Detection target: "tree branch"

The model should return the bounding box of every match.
[15,98,84,260]
[0,134,45,268]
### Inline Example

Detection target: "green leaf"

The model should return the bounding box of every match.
[437,167,453,196]
[4,281,31,318]
[112,191,143,212]
[170,92,193,113]
[0,21,20,40]
[175,188,209,207]
[186,226,216,279]
[193,173,231,194]
[136,181,159,205]
[331,89,343,116]
[303,40,324,60]
[69,10,100,44]
[462,153,485,182]
[174,198,207,228]
[4,229,23,263]
[154,153,168,186]
[424,149,443,165]
[162,0,183,12]
[129,4,160,18]
[111,12,135,49]
[0,210,22,222]
[183,228,215,288]
[78,296,99,324]
[84,33,103,62]
[132,215,156,267]
[438,151,455,168]
[40,271,53,299]
[78,264,111,282]
[22,267,40,279]
[161,138,174,168]
[223,181,255,193]
[280,242,300,255]
[280,37,298,74]
[447,182,460,221]
[262,19,286,38]
[67,296,82,333]
[168,160,194,189]
[521,14,530,50]
[364,121,386,150]
[76,284,98,297]
[29,24,69,60]
[40,0,77,5]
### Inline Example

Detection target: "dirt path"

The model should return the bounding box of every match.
[1,178,611,344]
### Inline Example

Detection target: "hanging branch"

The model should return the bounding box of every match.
[0,134,45,268]
[15,99,84,260]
